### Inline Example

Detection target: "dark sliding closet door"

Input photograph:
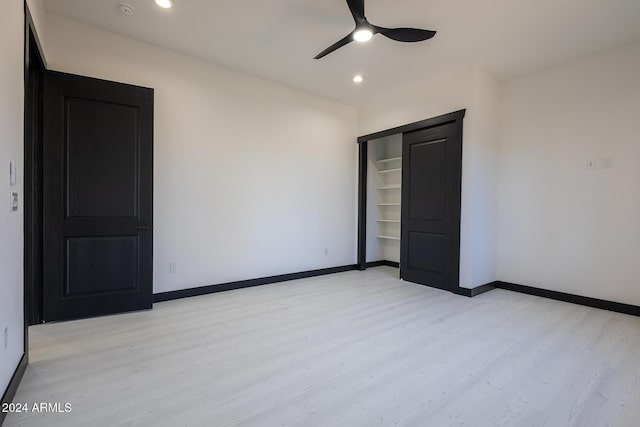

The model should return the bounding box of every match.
[400,121,462,292]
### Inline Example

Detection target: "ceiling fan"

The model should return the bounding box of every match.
[314,0,436,59]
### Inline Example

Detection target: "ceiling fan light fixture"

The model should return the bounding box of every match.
[314,0,437,59]
[154,0,173,9]
[353,28,373,42]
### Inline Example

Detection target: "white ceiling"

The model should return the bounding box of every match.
[43,0,640,106]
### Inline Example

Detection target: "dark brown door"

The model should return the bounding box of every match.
[43,71,154,322]
[400,121,462,292]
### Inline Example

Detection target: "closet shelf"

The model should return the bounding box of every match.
[377,185,401,190]
[377,235,401,240]
[378,168,402,174]
[377,203,401,206]
[376,156,402,164]
[377,219,400,223]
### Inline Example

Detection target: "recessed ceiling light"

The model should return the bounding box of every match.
[155,0,173,9]
[353,75,364,83]
[353,28,373,43]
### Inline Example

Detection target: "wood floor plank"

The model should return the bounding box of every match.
[5,267,640,427]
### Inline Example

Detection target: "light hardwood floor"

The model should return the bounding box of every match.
[5,267,640,426]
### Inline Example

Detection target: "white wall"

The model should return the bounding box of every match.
[466,68,500,288]
[359,66,500,289]
[498,41,640,306]
[358,66,475,137]
[0,0,25,397]
[44,15,359,293]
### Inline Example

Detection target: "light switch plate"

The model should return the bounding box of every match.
[9,161,16,186]
[10,192,18,212]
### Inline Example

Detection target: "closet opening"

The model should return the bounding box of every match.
[356,110,466,293]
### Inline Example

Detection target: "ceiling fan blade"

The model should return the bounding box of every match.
[374,26,436,42]
[314,32,355,59]
[346,0,365,22]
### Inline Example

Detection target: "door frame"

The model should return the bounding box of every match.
[356,110,466,290]
[24,6,46,326]
[2,2,50,415]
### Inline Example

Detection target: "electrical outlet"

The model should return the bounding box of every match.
[602,158,613,169]
[585,160,596,170]
[169,263,176,273]
[10,192,18,211]
[3,327,7,350]
[324,248,329,256]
